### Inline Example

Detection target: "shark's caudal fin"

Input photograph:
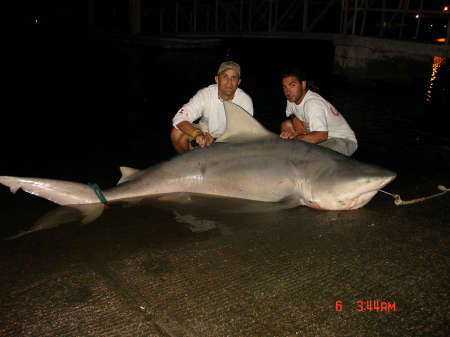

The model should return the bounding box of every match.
[217,101,278,143]
[5,204,105,240]
[0,176,100,205]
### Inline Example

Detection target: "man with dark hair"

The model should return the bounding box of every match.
[171,61,254,154]
[280,67,357,156]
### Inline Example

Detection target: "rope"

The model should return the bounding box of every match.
[379,185,449,206]
[88,183,110,209]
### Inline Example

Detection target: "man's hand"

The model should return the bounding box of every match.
[292,117,308,135]
[196,132,214,148]
[280,131,297,139]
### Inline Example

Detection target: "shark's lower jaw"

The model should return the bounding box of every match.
[341,175,397,210]
[309,190,380,211]
[345,190,379,210]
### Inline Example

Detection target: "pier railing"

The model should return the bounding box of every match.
[141,0,449,44]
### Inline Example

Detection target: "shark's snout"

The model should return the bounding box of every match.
[345,173,397,210]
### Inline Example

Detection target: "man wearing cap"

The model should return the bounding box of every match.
[171,61,254,153]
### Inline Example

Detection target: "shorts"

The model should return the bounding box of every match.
[318,138,358,156]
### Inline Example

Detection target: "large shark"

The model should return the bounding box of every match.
[0,101,396,214]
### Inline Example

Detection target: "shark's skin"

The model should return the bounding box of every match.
[0,101,396,211]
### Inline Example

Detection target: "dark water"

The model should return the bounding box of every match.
[1,28,449,190]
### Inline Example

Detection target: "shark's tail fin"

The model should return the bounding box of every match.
[5,204,105,240]
[0,176,102,205]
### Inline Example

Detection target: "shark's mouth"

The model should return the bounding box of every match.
[308,189,381,210]
[345,175,397,210]
[345,190,379,210]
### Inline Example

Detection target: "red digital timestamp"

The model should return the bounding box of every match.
[336,301,396,312]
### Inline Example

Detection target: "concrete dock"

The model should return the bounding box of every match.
[1,173,449,336]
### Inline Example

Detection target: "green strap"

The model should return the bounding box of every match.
[88,183,108,205]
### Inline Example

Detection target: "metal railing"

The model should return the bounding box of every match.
[340,0,450,43]
[144,0,449,44]
[156,0,342,34]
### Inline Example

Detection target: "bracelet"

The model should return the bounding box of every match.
[191,129,202,138]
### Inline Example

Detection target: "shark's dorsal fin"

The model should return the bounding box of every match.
[118,166,140,184]
[216,101,278,143]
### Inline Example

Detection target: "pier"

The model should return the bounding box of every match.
[16,0,450,77]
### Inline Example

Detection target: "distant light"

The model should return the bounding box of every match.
[435,38,446,42]
[415,14,420,19]
[427,56,447,101]
[444,6,449,11]
[34,19,39,25]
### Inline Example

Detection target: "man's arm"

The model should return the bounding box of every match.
[172,88,208,129]
[295,100,328,143]
[176,121,200,137]
[280,130,328,143]
[290,115,308,135]
[294,131,328,143]
[175,121,214,148]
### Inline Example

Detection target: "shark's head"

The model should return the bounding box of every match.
[305,158,397,210]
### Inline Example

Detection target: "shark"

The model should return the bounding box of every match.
[0,101,396,219]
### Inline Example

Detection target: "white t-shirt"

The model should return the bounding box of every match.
[173,84,254,138]
[286,91,357,143]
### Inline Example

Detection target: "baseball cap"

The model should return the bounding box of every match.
[217,61,241,78]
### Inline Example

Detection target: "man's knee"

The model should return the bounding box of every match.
[170,127,179,141]
[280,120,293,133]
[171,127,185,143]
[171,127,191,154]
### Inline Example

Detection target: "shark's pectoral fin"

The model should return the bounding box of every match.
[217,101,278,143]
